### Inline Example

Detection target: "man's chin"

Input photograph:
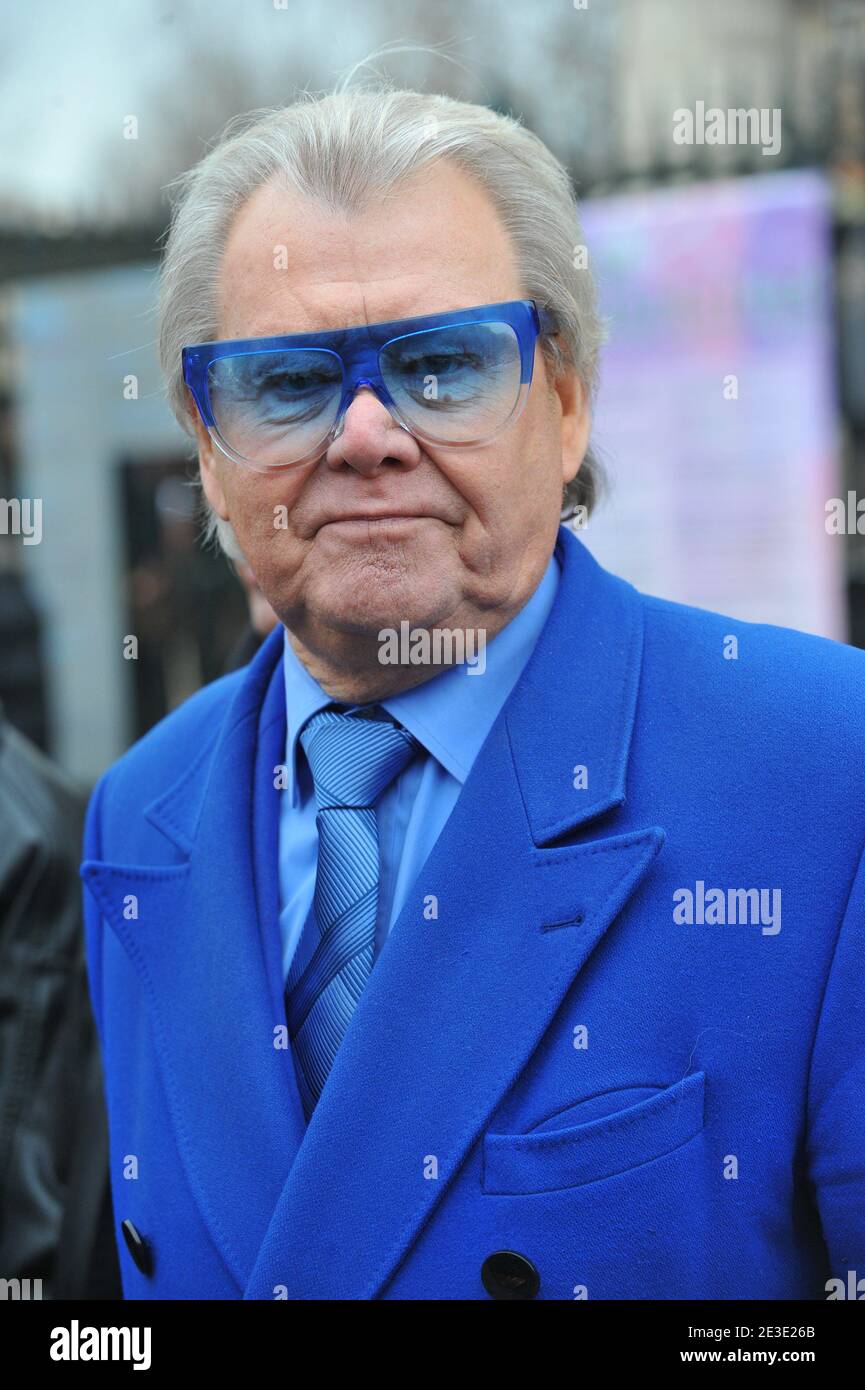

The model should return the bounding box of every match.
[308,582,456,639]
[300,547,447,620]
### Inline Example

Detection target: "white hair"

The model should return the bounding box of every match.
[156,69,606,561]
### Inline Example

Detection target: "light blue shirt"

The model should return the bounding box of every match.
[278,551,561,982]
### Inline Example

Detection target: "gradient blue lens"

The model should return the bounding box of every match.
[207,348,343,466]
[379,321,522,443]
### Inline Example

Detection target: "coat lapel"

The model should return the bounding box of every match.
[82,625,306,1292]
[243,526,666,1300]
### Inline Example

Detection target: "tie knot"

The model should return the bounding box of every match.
[299,704,420,810]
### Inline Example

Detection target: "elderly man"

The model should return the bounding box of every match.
[81,82,865,1302]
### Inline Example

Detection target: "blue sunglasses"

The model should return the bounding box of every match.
[182,299,557,471]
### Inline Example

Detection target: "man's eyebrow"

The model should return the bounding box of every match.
[243,313,437,351]
[235,300,484,348]
[243,320,383,347]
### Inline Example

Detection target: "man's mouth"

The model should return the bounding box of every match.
[317,513,435,533]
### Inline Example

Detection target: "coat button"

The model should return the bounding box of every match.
[481,1250,540,1299]
[120,1219,153,1276]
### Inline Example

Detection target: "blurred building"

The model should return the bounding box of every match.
[1,263,246,782]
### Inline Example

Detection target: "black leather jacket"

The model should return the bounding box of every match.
[0,708,120,1298]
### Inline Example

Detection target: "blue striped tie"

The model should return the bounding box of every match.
[285,704,421,1118]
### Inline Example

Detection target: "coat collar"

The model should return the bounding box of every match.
[83,525,664,1298]
[506,525,643,841]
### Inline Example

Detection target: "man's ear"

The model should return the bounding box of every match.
[552,365,591,487]
[188,389,230,520]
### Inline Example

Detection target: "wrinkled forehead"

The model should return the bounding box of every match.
[215,159,524,341]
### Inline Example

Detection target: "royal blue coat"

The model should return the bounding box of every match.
[81,524,865,1299]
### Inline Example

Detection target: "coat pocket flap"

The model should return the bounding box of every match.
[482,1071,706,1195]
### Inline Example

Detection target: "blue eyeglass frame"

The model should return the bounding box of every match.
[181,298,558,471]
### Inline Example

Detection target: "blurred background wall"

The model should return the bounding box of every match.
[1,0,864,784]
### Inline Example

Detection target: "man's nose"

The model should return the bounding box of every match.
[324,386,422,475]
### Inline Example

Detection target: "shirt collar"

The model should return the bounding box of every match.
[281,550,561,804]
